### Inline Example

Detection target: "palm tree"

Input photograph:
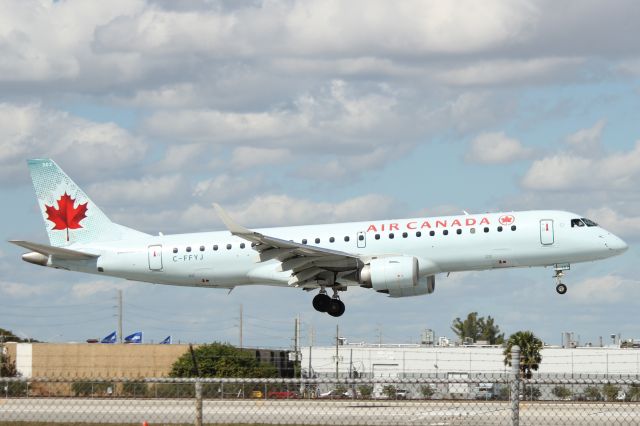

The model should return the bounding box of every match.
[503,331,543,379]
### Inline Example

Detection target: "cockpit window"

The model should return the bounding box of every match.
[571,218,585,227]
[581,218,598,227]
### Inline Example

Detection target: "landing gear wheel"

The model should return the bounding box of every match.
[327,299,346,317]
[556,283,567,295]
[312,293,331,312]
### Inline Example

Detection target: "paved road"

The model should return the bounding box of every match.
[2,398,639,425]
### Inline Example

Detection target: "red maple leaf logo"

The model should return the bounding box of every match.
[499,215,515,226]
[45,192,88,241]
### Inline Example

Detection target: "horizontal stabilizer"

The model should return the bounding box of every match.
[9,240,98,260]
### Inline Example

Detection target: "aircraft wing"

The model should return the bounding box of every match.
[214,204,363,288]
[9,240,99,260]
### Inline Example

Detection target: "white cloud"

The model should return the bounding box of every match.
[109,193,397,233]
[231,193,397,227]
[89,174,187,206]
[585,207,640,240]
[438,58,583,87]
[282,0,537,56]
[565,119,605,156]
[153,144,212,172]
[231,147,292,170]
[0,280,49,297]
[193,174,265,203]
[0,0,144,83]
[465,132,533,164]
[144,80,410,150]
[0,103,147,182]
[568,275,637,304]
[71,279,135,299]
[521,121,640,191]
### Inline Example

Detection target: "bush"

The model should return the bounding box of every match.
[358,385,373,399]
[71,381,114,397]
[420,385,435,399]
[603,383,620,401]
[382,385,397,399]
[1,381,28,397]
[583,386,602,401]
[121,382,149,397]
[552,386,572,400]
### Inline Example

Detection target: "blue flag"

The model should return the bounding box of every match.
[159,336,172,345]
[101,331,117,344]
[124,331,143,344]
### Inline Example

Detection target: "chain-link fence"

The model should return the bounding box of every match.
[2,346,640,425]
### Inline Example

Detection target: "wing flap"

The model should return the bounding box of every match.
[214,204,363,287]
[9,240,99,260]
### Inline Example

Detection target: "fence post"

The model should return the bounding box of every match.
[195,381,203,426]
[510,345,520,426]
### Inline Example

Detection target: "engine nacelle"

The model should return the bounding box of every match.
[360,256,436,298]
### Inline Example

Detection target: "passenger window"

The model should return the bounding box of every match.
[456,229,462,235]
[470,228,476,234]
[484,227,489,233]
[497,226,503,232]
[226,244,232,250]
[443,230,448,235]
[251,242,256,247]
[315,238,320,244]
[402,232,408,238]
[358,235,364,241]
[186,246,192,252]
[302,239,307,244]
[429,231,435,237]
[172,248,178,253]
[240,243,245,249]
[511,225,517,231]
[199,246,205,252]
[375,234,380,240]
[389,233,395,239]
[329,237,335,243]
[416,231,422,237]
[344,236,350,242]
[213,245,218,251]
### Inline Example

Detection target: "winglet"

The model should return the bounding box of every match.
[213,203,253,236]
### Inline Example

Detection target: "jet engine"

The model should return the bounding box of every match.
[359,256,436,297]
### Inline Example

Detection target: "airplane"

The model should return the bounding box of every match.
[10,159,628,317]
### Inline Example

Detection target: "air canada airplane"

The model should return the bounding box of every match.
[11,159,628,317]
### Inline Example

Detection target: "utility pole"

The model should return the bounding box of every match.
[294,316,300,378]
[118,290,123,344]
[239,304,243,348]
[308,325,314,378]
[335,324,339,379]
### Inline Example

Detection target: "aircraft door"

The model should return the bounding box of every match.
[148,245,163,271]
[357,231,366,248]
[540,220,554,245]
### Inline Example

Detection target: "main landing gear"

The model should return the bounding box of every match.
[312,288,345,317]
[554,264,570,295]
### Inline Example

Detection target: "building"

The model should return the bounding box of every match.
[2,343,295,379]
[301,342,640,378]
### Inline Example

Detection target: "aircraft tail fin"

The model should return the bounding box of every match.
[27,159,148,247]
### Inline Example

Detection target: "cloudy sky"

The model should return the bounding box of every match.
[1,0,640,349]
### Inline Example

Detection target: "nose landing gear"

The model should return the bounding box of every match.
[554,264,570,295]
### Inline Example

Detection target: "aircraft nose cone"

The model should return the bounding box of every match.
[607,234,628,253]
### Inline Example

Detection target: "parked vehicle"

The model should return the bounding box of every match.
[318,389,350,399]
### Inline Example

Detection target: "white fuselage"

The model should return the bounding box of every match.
[50,210,627,290]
